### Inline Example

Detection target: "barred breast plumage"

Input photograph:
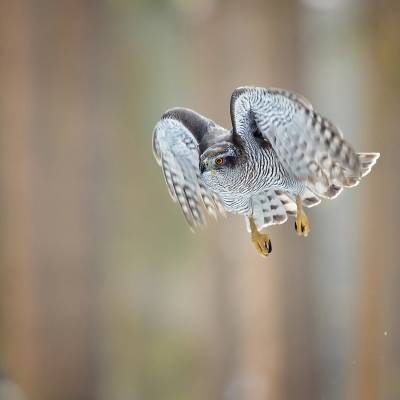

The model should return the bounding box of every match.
[201,133,305,215]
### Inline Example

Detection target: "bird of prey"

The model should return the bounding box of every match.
[152,86,379,256]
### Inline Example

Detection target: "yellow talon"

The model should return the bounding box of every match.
[295,195,310,237]
[249,217,272,257]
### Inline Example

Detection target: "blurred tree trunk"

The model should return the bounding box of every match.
[0,2,38,398]
[0,2,109,400]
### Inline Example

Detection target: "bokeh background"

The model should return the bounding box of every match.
[0,0,399,399]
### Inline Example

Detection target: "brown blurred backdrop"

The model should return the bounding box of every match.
[0,1,399,400]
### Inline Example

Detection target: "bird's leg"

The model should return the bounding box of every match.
[248,216,272,257]
[294,195,310,237]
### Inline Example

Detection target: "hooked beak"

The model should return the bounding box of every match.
[200,158,212,174]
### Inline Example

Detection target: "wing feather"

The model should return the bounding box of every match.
[153,108,223,228]
[230,86,361,198]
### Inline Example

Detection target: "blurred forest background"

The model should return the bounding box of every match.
[0,0,399,399]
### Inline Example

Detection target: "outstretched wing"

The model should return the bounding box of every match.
[153,108,224,229]
[230,86,362,198]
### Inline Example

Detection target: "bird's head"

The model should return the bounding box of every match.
[199,142,239,175]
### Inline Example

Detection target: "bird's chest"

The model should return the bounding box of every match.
[202,152,277,215]
[217,191,252,214]
[203,147,276,192]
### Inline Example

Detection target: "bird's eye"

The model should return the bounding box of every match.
[215,157,224,165]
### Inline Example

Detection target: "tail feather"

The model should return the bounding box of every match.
[340,152,380,188]
[306,152,379,199]
[300,187,321,208]
[358,152,380,177]
[245,153,379,232]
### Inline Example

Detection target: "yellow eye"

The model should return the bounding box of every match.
[215,157,224,165]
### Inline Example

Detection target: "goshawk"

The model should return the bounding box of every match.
[152,86,379,256]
